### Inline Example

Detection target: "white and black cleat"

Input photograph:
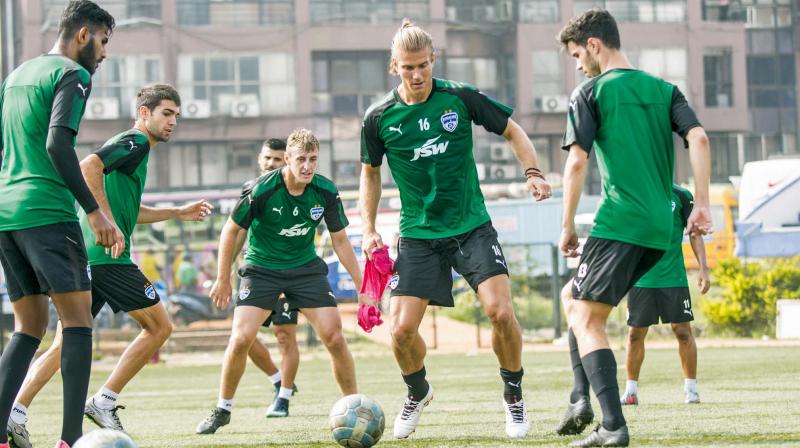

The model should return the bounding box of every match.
[393,384,434,439]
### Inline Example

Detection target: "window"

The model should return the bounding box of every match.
[446,57,499,98]
[574,0,686,23]
[704,48,733,108]
[42,0,161,26]
[89,55,162,118]
[445,0,514,22]
[310,0,428,23]
[628,48,688,94]
[161,142,261,189]
[178,53,296,115]
[518,0,559,23]
[176,0,294,26]
[312,52,392,116]
[532,50,564,110]
[708,133,740,182]
[703,1,793,27]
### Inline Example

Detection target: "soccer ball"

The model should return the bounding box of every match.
[73,429,137,448]
[329,393,385,448]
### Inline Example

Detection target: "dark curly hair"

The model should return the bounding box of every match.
[558,9,620,51]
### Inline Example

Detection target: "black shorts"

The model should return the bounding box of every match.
[627,286,694,327]
[90,264,162,316]
[236,257,336,314]
[390,221,509,307]
[571,237,665,307]
[263,297,299,327]
[0,222,91,300]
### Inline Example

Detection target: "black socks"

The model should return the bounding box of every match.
[582,348,626,431]
[569,328,591,403]
[500,367,524,403]
[0,332,41,444]
[402,366,429,401]
[61,327,93,445]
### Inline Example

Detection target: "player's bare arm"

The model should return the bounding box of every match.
[359,163,384,258]
[80,153,125,258]
[210,217,243,309]
[689,233,711,294]
[137,200,213,224]
[501,118,552,201]
[560,145,589,258]
[686,127,712,237]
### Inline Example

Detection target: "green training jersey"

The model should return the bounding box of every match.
[361,78,513,239]
[232,169,348,270]
[80,129,151,265]
[562,69,701,250]
[635,185,694,288]
[0,55,92,231]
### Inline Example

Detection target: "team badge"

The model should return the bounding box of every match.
[86,265,92,281]
[440,111,458,133]
[389,274,400,290]
[144,283,156,300]
[239,288,251,300]
[310,206,324,220]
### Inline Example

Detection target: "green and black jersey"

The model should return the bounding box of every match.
[361,78,512,239]
[80,129,151,266]
[0,55,92,231]
[562,69,701,250]
[232,169,348,270]
[635,185,694,288]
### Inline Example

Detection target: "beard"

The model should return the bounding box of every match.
[77,39,98,74]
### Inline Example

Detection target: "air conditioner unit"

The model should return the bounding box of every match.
[84,97,120,120]
[490,164,516,180]
[229,95,260,118]
[540,95,569,113]
[183,100,211,119]
[489,142,513,161]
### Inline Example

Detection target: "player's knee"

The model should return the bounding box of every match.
[320,329,346,352]
[229,332,254,354]
[391,323,415,346]
[672,324,693,343]
[628,327,648,343]
[156,320,174,342]
[485,304,514,328]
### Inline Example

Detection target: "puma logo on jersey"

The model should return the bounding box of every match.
[389,124,403,135]
[278,223,311,237]
[410,135,449,161]
[273,207,283,215]
[77,83,88,97]
[127,140,137,151]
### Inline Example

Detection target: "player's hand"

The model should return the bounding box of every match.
[560,225,580,258]
[686,205,713,237]
[358,293,377,307]
[209,279,232,309]
[177,199,214,222]
[362,230,384,261]
[526,176,552,202]
[698,267,710,294]
[87,209,125,257]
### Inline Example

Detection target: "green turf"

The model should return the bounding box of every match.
[21,344,800,447]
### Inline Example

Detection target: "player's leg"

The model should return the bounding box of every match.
[301,306,356,395]
[196,305,269,434]
[264,319,300,418]
[672,322,698,403]
[247,338,279,380]
[621,326,648,405]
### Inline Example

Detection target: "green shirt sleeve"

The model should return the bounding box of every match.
[49,68,91,133]
[322,187,348,233]
[95,132,150,175]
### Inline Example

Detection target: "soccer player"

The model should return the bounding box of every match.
[196,128,364,434]
[620,184,710,406]
[555,10,712,447]
[359,19,551,439]
[5,85,212,446]
[0,2,119,447]
[237,138,302,417]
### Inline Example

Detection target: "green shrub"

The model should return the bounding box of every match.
[699,257,800,337]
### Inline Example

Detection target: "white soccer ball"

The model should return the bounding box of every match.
[73,429,137,448]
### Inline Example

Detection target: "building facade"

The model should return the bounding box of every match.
[6,0,797,195]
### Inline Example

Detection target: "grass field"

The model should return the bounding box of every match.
[21,342,800,447]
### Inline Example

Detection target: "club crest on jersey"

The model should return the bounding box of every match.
[239,288,251,300]
[389,274,400,290]
[310,205,324,220]
[144,283,156,300]
[86,265,92,280]
[440,111,458,132]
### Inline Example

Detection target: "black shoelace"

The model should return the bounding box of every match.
[400,397,423,420]
[506,401,526,423]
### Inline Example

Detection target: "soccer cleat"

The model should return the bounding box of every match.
[556,395,595,436]
[503,399,530,438]
[7,419,32,448]
[196,408,231,434]
[271,382,299,403]
[619,393,638,406]
[84,398,125,431]
[569,424,629,447]
[393,384,434,439]
[685,390,700,404]
[265,397,289,418]
[54,441,70,448]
